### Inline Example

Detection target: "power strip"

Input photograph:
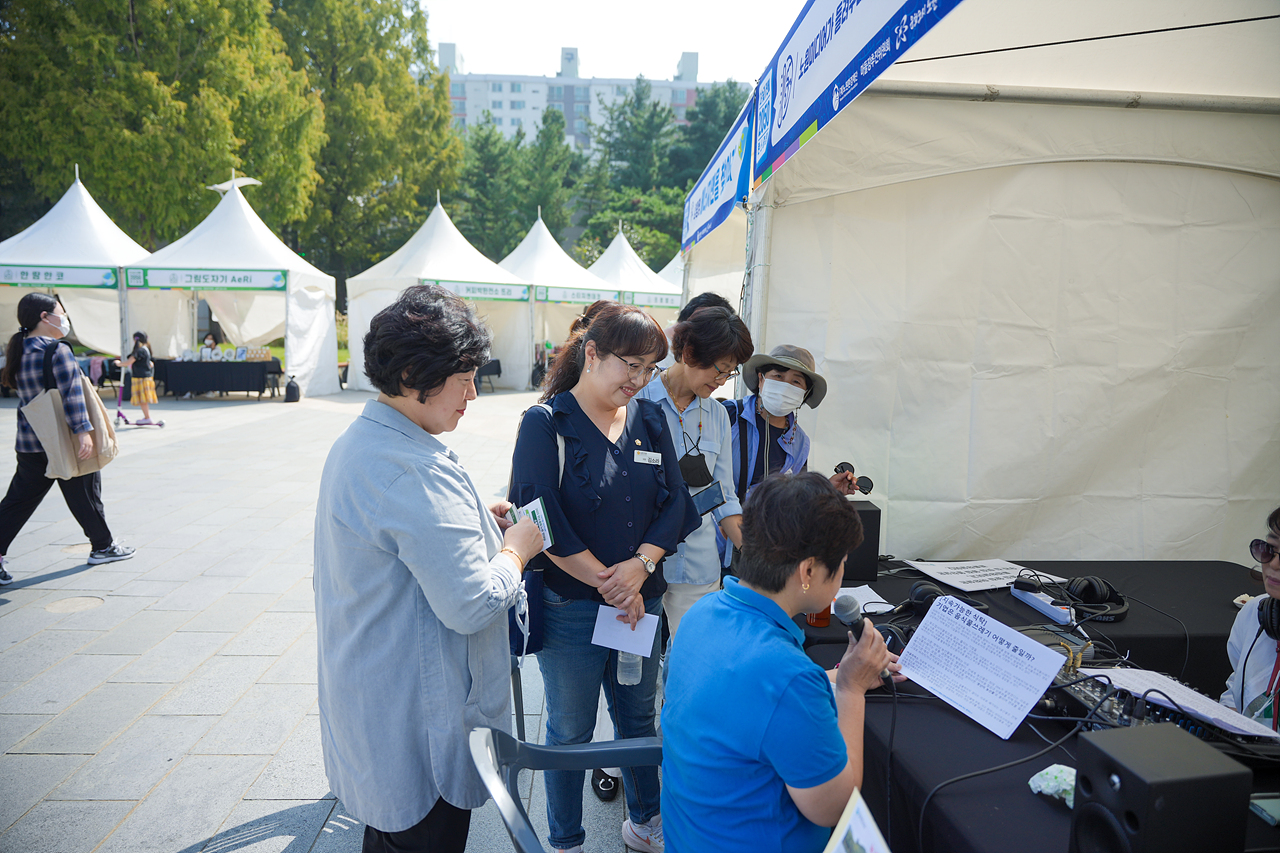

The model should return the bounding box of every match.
[1011,586,1072,624]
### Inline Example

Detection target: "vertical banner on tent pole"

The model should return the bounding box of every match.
[751,0,964,189]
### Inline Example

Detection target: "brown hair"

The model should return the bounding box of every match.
[670,306,753,370]
[541,301,667,401]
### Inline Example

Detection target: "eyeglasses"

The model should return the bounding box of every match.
[711,362,740,381]
[608,353,658,384]
[1251,539,1279,565]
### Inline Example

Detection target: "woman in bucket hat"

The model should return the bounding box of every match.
[717,344,856,570]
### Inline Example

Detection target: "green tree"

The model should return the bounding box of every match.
[453,117,525,261]
[595,77,676,192]
[272,0,463,297]
[665,80,750,190]
[517,108,576,242]
[577,185,684,270]
[0,0,325,247]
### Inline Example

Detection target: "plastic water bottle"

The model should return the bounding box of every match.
[617,652,642,685]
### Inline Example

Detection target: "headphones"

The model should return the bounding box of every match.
[877,623,912,655]
[886,580,990,619]
[1259,597,1280,640]
[1064,576,1129,623]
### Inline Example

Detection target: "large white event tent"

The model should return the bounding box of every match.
[124,184,340,396]
[0,173,149,357]
[589,231,682,328]
[687,0,1280,562]
[347,203,532,392]
[499,215,619,370]
[657,253,685,291]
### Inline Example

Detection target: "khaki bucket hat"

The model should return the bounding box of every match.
[743,344,827,408]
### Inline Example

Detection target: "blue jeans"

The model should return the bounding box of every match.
[538,588,663,849]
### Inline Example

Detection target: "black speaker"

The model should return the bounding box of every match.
[1069,724,1251,853]
[839,499,880,583]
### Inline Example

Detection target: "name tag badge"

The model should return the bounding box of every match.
[634,450,662,466]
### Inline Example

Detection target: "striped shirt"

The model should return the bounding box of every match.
[14,336,92,454]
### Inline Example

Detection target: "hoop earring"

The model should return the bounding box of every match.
[801,583,809,592]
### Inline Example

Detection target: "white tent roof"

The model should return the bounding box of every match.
[589,232,682,304]
[656,253,685,288]
[0,175,149,269]
[349,202,527,297]
[500,217,617,300]
[132,184,334,297]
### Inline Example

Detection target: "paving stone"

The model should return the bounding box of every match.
[79,610,192,655]
[204,799,336,853]
[309,801,365,853]
[150,655,272,715]
[221,612,314,657]
[47,595,153,632]
[0,654,133,714]
[0,713,54,754]
[14,683,170,755]
[0,799,134,853]
[234,562,312,595]
[53,713,215,799]
[107,631,231,683]
[244,716,333,800]
[0,753,88,833]
[180,593,279,633]
[111,579,185,598]
[0,586,58,614]
[134,549,223,582]
[0,605,68,650]
[149,575,246,611]
[142,524,223,551]
[0,629,98,684]
[259,633,317,685]
[92,754,268,853]
[104,547,184,574]
[192,683,316,755]
[203,548,290,578]
[50,571,144,592]
[267,578,314,613]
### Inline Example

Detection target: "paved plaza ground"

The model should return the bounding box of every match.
[0,387,636,853]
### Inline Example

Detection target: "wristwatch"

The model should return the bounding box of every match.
[636,553,656,575]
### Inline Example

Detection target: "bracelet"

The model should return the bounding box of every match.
[499,547,524,572]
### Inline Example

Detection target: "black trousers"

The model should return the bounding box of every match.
[362,798,471,853]
[0,452,114,555]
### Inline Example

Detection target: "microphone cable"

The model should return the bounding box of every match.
[884,674,898,849]
[1127,594,1191,681]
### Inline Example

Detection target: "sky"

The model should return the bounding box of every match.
[422,0,804,85]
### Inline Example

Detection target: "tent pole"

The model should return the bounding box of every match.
[117,266,129,360]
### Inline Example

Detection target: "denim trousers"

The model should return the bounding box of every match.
[538,587,663,849]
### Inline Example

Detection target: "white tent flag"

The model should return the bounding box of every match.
[348,202,533,391]
[736,0,1280,562]
[589,231,683,328]
[125,184,340,396]
[0,173,150,354]
[500,215,618,358]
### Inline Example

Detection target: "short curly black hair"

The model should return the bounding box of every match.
[363,285,492,402]
[737,472,864,593]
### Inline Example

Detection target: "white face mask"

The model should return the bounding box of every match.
[46,312,71,336]
[759,377,806,417]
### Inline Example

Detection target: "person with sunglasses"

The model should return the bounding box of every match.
[509,301,699,853]
[637,306,754,635]
[1221,506,1280,725]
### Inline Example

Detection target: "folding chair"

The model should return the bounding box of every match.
[468,727,662,853]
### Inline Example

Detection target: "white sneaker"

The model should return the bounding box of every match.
[622,814,663,852]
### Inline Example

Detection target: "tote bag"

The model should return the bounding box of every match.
[20,344,119,480]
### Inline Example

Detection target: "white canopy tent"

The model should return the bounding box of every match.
[125,184,340,396]
[734,0,1280,561]
[683,206,747,307]
[0,173,150,357]
[499,216,618,378]
[657,253,685,290]
[589,232,683,328]
[347,203,532,392]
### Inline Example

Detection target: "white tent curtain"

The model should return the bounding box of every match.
[684,205,748,309]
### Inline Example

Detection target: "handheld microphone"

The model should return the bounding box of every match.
[845,612,892,682]
[833,591,862,626]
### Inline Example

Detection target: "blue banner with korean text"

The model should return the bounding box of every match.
[752,0,963,189]
[682,97,755,251]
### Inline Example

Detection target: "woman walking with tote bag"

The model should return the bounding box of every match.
[0,293,134,584]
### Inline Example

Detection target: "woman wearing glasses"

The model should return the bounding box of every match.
[1221,506,1280,724]
[509,301,699,853]
[637,306,754,635]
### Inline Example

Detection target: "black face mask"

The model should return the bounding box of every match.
[678,451,714,488]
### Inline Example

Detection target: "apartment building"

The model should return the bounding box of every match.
[439,45,719,149]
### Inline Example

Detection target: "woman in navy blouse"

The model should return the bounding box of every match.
[509,301,699,853]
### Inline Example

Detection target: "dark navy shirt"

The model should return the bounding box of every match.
[509,392,699,603]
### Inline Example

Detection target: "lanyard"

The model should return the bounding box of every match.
[1266,640,1280,731]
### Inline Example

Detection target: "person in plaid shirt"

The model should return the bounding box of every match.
[0,293,134,584]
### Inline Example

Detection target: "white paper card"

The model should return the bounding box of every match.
[591,606,660,657]
[821,788,891,853]
[843,584,892,615]
[1079,667,1280,740]
[898,596,1066,739]
[507,497,553,551]
[905,559,1066,592]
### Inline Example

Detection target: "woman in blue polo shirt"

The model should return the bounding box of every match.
[663,472,900,853]
[510,301,699,853]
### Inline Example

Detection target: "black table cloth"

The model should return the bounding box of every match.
[162,360,268,397]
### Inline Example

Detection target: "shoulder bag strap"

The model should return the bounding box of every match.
[734,399,749,504]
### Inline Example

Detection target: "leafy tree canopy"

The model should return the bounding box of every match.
[0,0,325,248]
[594,76,676,193]
[453,115,525,262]
[577,185,685,271]
[665,80,750,190]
